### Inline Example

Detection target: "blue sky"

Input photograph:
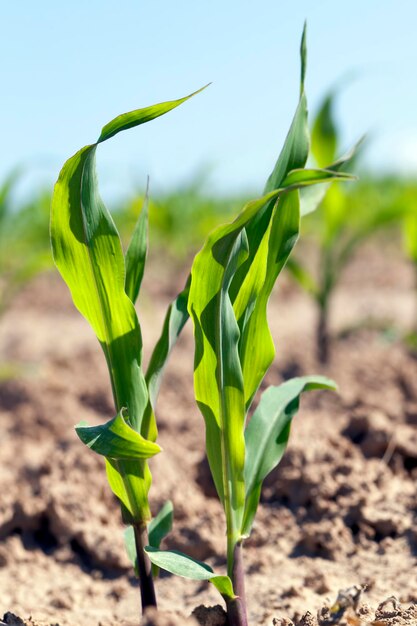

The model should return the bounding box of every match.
[2,1,417,203]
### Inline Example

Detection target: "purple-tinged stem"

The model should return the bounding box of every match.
[133,523,157,613]
[226,540,248,626]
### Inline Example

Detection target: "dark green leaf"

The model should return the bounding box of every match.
[264,21,308,195]
[51,144,149,434]
[148,501,174,549]
[242,376,336,535]
[146,280,190,409]
[125,179,149,304]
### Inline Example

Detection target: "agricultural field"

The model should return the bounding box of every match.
[1,185,417,626]
[1,24,417,626]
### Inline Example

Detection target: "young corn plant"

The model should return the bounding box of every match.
[145,27,353,626]
[401,184,417,345]
[287,87,401,362]
[50,87,204,616]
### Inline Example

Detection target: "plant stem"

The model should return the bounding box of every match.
[231,541,246,604]
[225,539,248,626]
[133,523,157,612]
[226,596,249,626]
[317,300,329,364]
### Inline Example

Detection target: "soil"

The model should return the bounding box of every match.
[0,242,416,626]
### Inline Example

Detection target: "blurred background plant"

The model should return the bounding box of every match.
[114,170,250,260]
[399,179,417,346]
[0,169,52,316]
[287,87,408,363]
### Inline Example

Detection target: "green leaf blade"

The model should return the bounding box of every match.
[51,144,149,434]
[97,85,209,143]
[75,411,161,460]
[242,376,336,536]
[125,182,149,304]
[148,500,174,549]
[145,547,235,599]
[311,92,338,168]
[105,458,152,522]
[146,280,190,409]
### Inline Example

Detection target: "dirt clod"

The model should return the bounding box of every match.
[140,608,197,626]
[192,605,227,626]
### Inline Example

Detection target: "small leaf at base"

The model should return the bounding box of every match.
[145,547,235,599]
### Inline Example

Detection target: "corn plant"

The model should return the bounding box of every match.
[399,183,417,344]
[287,87,403,362]
[145,27,353,626]
[50,87,204,616]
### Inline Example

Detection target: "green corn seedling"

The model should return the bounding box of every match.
[145,27,354,626]
[287,86,402,362]
[0,170,51,318]
[399,183,417,344]
[50,87,205,616]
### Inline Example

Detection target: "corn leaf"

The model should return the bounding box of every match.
[148,500,174,548]
[148,500,174,577]
[51,88,204,434]
[145,547,235,599]
[51,90,203,525]
[264,23,308,195]
[98,85,208,143]
[242,376,336,536]
[75,411,161,460]
[51,144,150,432]
[124,526,139,576]
[404,210,417,263]
[105,458,151,522]
[285,258,319,297]
[146,279,190,409]
[283,168,355,189]
[0,167,22,223]
[125,180,149,304]
[311,92,337,168]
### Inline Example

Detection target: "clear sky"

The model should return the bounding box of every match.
[2,1,417,203]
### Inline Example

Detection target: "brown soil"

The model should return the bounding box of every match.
[0,244,416,626]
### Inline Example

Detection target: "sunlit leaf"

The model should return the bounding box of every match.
[242,376,336,535]
[98,85,209,143]
[145,547,235,599]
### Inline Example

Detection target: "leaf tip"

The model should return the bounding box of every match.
[300,21,307,90]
